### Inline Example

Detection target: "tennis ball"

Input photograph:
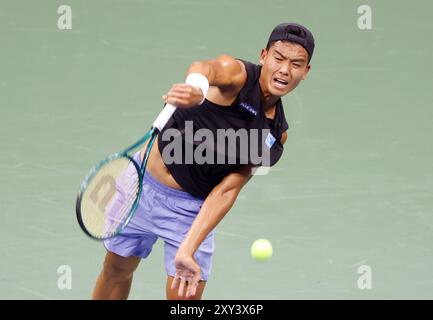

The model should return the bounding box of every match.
[251,239,273,261]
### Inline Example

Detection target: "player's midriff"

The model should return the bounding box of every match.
[140,140,185,191]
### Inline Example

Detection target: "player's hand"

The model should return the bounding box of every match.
[162,84,204,108]
[171,251,202,298]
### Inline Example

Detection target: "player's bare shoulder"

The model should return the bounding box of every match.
[209,54,247,91]
[206,55,247,105]
[213,55,247,89]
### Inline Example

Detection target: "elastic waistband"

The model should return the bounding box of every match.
[143,171,203,201]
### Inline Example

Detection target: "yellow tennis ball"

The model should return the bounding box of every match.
[251,239,273,261]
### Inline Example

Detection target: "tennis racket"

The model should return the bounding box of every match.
[76,103,177,240]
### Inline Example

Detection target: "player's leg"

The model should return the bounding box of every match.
[92,251,141,300]
[166,276,207,300]
[94,159,160,299]
[163,239,214,300]
[141,170,215,299]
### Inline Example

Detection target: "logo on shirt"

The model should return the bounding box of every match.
[265,132,276,149]
[239,102,258,116]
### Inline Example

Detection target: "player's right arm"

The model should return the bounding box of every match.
[188,55,246,90]
[163,55,247,108]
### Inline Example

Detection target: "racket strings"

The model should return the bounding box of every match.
[105,179,140,234]
[100,160,139,235]
[81,157,141,238]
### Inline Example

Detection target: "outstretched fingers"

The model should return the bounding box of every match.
[171,275,199,298]
[186,277,199,298]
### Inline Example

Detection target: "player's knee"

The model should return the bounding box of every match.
[102,259,134,282]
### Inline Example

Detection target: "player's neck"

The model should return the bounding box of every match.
[260,93,279,120]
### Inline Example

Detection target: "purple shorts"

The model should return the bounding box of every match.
[104,154,214,281]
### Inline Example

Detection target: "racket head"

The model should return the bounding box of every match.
[76,153,143,240]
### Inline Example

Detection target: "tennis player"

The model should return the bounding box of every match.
[92,22,315,300]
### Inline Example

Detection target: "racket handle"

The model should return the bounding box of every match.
[152,103,177,131]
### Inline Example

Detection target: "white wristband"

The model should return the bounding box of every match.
[185,73,209,105]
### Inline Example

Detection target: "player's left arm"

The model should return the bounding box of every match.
[281,131,288,145]
[173,132,287,296]
[172,165,252,296]
[176,132,287,263]
[177,165,252,256]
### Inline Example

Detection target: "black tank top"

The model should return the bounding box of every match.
[157,60,289,198]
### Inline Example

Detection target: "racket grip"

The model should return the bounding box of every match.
[152,103,177,131]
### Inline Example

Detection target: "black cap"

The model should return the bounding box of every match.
[267,23,315,62]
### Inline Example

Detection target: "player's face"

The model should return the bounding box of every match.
[259,41,310,97]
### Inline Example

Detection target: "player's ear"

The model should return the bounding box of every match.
[302,64,311,80]
[259,48,267,66]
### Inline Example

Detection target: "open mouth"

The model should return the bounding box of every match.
[273,78,288,89]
